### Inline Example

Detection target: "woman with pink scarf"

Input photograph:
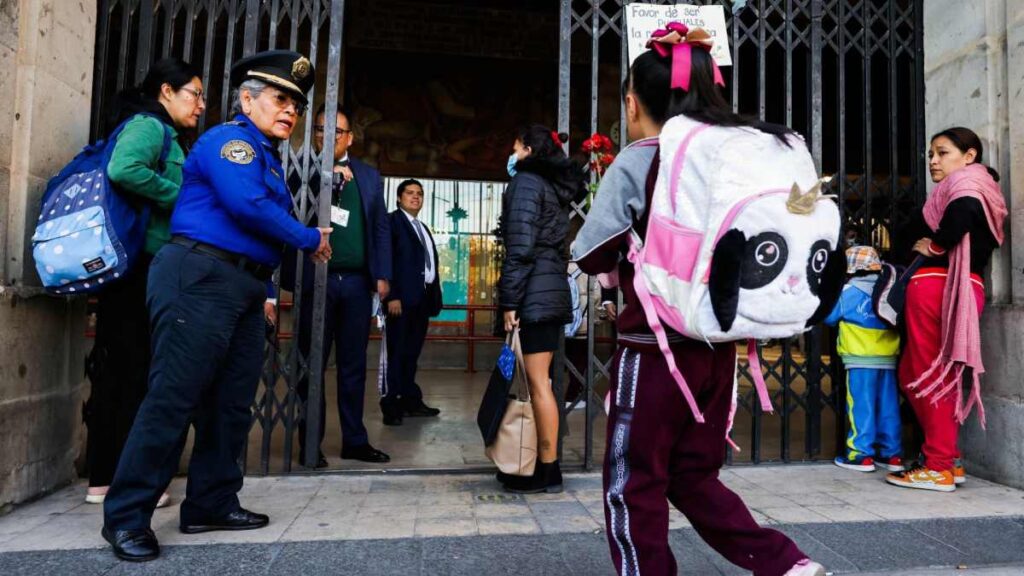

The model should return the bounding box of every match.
[886,127,1007,493]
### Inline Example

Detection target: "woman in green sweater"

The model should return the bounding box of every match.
[85,58,205,506]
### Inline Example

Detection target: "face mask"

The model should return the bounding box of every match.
[506,153,519,178]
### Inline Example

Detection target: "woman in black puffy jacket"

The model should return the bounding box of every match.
[498,124,586,493]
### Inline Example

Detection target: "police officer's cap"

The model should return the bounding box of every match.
[230,50,315,105]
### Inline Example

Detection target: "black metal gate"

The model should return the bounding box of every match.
[560,0,925,467]
[90,0,925,473]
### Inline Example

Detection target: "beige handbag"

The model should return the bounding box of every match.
[484,329,537,476]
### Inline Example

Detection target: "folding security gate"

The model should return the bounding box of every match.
[90,0,925,473]
[558,0,925,467]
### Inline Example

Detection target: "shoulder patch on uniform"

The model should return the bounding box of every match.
[220,140,256,165]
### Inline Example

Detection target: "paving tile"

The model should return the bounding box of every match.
[347,514,416,540]
[756,506,833,524]
[529,501,601,534]
[472,501,533,519]
[476,517,541,536]
[279,509,357,542]
[805,504,885,522]
[415,503,474,520]
[414,517,478,538]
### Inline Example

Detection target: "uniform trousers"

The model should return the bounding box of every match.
[104,242,267,529]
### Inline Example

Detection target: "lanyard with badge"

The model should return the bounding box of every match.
[330,168,351,228]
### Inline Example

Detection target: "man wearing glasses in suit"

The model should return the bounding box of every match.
[283,105,392,468]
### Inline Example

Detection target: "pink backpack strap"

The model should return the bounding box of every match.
[667,123,712,214]
[628,237,704,423]
[746,339,774,412]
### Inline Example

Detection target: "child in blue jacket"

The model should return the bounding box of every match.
[824,246,903,472]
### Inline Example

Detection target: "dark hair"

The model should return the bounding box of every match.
[396,178,424,199]
[139,58,200,100]
[622,48,792,145]
[515,124,569,159]
[315,103,354,126]
[931,127,1000,182]
[113,57,200,126]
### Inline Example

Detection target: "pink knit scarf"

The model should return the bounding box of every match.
[908,163,1006,427]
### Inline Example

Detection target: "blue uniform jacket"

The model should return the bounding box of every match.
[279,156,392,293]
[170,115,321,268]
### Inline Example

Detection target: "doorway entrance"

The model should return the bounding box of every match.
[89,0,926,475]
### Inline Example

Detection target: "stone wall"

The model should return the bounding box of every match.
[0,0,95,508]
[923,0,1024,489]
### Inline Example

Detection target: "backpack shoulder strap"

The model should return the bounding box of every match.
[156,121,173,174]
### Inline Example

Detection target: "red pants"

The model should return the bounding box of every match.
[603,342,806,576]
[899,268,985,472]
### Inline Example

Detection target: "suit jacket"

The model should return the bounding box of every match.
[386,209,443,317]
[280,156,392,293]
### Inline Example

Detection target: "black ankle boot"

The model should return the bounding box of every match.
[505,461,563,494]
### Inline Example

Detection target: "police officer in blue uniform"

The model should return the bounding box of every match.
[101,50,331,562]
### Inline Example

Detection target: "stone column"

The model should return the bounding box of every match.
[924,0,1024,489]
[0,0,95,507]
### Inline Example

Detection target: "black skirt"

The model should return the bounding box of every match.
[519,321,563,354]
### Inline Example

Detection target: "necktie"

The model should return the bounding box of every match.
[413,219,433,274]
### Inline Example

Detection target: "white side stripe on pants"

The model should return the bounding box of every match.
[606,349,641,576]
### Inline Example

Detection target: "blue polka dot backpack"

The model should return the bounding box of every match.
[32,114,171,295]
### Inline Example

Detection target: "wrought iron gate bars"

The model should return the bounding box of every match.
[559,0,925,467]
[90,0,925,472]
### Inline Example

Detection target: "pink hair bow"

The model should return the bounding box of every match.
[646,22,725,92]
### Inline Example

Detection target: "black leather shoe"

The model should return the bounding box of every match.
[298,450,329,469]
[341,444,391,463]
[403,399,441,418]
[102,526,159,562]
[383,412,404,426]
[180,508,270,534]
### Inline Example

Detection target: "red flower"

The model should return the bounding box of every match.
[581,133,614,154]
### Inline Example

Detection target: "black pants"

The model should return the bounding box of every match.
[104,243,267,530]
[380,300,430,414]
[296,272,373,454]
[85,252,153,487]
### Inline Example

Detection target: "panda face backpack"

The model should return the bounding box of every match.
[628,114,845,422]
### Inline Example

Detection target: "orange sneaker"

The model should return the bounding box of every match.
[953,459,966,485]
[885,466,956,492]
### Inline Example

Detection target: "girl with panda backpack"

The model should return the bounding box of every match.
[572,24,833,576]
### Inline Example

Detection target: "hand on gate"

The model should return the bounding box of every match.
[603,302,618,320]
[387,300,403,317]
[264,301,277,327]
[312,227,333,263]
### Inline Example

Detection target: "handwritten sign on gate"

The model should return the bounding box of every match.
[624,3,732,67]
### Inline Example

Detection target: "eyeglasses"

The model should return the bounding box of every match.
[179,86,205,103]
[264,89,307,116]
[313,125,352,137]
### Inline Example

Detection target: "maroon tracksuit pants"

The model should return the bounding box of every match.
[603,341,807,575]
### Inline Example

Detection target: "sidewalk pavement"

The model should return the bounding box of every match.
[1,464,1024,574]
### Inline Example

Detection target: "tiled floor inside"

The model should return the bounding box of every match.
[243,368,604,474]
[243,366,843,474]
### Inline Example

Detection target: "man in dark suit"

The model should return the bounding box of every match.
[283,105,391,467]
[380,179,443,426]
